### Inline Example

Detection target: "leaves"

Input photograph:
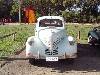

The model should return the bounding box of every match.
[10,1,19,15]
[0,0,99,22]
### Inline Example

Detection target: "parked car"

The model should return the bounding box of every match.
[26,16,77,64]
[88,26,100,45]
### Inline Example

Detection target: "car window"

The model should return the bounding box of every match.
[39,19,63,27]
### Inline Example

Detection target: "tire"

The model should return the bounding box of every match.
[88,35,95,46]
[67,59,74,64]
[29,58,44,65]
[29,58,36,65]
[59,59,74,64]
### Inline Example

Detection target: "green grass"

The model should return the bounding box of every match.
[66,25,93,44]
[0,25,35,57]
[0,24,93,57]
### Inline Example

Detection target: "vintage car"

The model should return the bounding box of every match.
[88,26,100,45]
[26,16,77,64]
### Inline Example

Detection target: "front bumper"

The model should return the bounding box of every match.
[26,52,77,60]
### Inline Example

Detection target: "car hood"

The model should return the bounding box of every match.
[38,29,66,50]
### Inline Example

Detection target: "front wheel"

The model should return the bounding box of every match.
[88,35,95,46]
[29,58,44,65]
[29,58,36,65]
[59,59,74,64]
[66,59,75,64]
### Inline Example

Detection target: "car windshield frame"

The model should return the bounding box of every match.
[39,19,63,27]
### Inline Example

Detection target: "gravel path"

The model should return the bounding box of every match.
[0,44,100,75]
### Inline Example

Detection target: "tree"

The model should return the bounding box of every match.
[0,0,12,18]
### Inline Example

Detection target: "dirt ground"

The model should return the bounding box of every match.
[0,44,100,75]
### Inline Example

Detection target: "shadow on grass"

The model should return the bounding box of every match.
[0,46,26,61]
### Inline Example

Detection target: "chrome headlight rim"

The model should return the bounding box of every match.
[68,36,75,45]
[28,41,34,46]
[68,36,74,41]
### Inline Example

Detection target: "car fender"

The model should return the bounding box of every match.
[88,31,99,40]
[26,36,35,53]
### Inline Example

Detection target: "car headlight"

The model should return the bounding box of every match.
[28,41,34,46]
[68,36,75,45]
[68,36,74,41]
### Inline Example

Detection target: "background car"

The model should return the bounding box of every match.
[88,26,100,45]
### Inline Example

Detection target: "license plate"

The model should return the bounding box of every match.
[46,57,58,61]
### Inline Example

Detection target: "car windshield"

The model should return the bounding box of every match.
[39,19,63,27]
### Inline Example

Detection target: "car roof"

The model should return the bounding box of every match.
[37,16,64,21]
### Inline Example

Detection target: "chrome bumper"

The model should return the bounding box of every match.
[26,52,77,59]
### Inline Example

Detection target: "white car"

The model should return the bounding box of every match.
[26,16,77,64]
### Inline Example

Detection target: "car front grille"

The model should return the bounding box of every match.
[45,49,58,55]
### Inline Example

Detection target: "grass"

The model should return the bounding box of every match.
[0,25,35,57]
[66,24,93,44]
[0,24,93,57]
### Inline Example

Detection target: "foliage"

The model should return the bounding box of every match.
[10,0,19,15]
[0,0,99,23]
[0,0,12,18]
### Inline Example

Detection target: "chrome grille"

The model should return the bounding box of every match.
[45,49,58,55]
